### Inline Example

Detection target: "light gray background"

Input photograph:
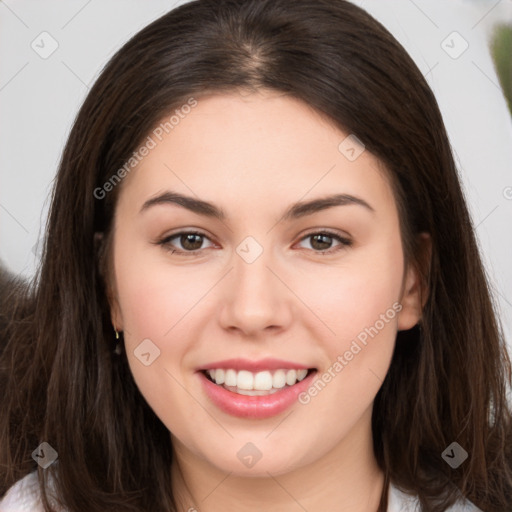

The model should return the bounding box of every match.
[1,0,511,357]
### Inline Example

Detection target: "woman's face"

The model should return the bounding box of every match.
[109,90,422,476]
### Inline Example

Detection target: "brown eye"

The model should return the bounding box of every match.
[158,231,214,254]
[310,234,335,251]
[297,231,352,254]
[179,233,204,250]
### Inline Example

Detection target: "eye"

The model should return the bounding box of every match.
[156,229,352,256]
[296,230,352,255]
[157,230,215,255]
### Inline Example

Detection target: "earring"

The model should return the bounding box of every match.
[114,328,122,355]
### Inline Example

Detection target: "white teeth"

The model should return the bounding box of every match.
[225,369,237,387]
[214,368,225,385]
[235,388,280,396]
[285,370,297,386]
[272,370,287,389]
[237,370,254,390]
[297,369,308,381]
[254,371,273,391]
[206,368,310,391]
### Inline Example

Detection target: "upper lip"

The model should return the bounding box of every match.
[198,358,313,372]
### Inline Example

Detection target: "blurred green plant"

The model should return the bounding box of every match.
[490,23,512,116]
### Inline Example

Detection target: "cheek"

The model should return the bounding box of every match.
[113,237,208,341]
[294,235,404,413]
[296,233,404,345]
[112,245,209,423]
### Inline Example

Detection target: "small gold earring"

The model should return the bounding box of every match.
[114,328,122,355]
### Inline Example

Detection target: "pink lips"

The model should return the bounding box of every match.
[197,359,317,419]
[198,358,311,372]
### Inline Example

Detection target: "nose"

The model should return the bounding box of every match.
[218,243,293,337]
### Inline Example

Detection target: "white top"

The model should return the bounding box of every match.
[387,482,483,511]
[0,470,61,512]
[0,470,484,511]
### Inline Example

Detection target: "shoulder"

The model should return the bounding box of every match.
[0,470,64,512]
[0,471,44,512]
[388,482,484,512]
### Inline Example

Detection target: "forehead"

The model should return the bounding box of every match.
[117,91,394,217]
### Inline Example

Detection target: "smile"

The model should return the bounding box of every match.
[203,368,310,395]
[198,364,318,419]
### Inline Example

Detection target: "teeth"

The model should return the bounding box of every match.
[254,371,272,390]
[225,369,237,387]
[205,368,309,391]
[235,388,281,396]
[286,370,297,386]
[272,369,287,389]
[214,368,225,385]
[297,369,309,381]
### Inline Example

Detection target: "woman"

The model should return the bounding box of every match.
[1,0,511,510]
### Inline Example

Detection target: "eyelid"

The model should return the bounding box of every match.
[295,228,353,254]
[157,229,215,254]
[156,228,353,256]
[298,227,352,241]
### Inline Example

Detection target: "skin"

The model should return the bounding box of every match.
[109,89,426,512]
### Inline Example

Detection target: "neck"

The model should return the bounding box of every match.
[170,407,387,512]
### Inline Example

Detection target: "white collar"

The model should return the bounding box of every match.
[388,482,483,512]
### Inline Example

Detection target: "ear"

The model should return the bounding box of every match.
[397,233,431,331]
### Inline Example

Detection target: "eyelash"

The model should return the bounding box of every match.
[156,229,353,256]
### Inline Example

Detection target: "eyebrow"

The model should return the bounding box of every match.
[140,191,375,220]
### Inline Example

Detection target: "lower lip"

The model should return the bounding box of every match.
[198,370,317,419]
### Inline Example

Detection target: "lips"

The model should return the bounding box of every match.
[197,357,312,372]
[196,358,318,419]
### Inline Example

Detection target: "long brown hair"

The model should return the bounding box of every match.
[1,1,511,510]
